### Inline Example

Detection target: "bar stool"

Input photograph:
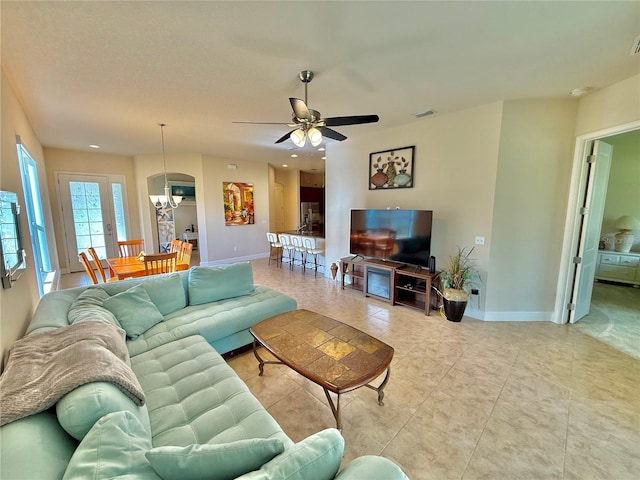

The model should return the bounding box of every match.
[278,234,295,269]
[290,235,306,270]
[303,237,324,277]
[266,232,282,266]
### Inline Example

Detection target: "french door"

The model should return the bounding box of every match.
[57,173,128,272]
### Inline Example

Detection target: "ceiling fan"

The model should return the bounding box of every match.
[233,70,379,147]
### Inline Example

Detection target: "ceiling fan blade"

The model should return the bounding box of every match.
[320,126,347,142]
[232,121,292,125]
[275,130,295,144]
[324,114,379,127]
[290,98,311,121]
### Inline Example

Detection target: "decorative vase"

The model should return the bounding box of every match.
[330,262,339,280]
[394,169,411,187]
[371,169,387,188]
[442,288,468,322]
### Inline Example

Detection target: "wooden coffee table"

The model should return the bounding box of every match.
[250,309,394,430]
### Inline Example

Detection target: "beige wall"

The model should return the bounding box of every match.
[326,102,504,296]
[576,75,640,136]
[0,70,55,367]
[486,99,578,316]
[43,148,140,270]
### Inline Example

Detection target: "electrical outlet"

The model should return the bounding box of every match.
[475,236,485,245]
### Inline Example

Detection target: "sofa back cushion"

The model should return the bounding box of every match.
[56,381,151,441]
[103,284,165,339]
[142,273,187,316]
[188,263,254,306]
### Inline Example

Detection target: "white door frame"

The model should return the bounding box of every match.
[554,120,640,324]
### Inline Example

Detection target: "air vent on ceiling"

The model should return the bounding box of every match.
[414,109,437,119]
[630,35,640,56]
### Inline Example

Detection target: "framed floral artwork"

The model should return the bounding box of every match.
[369,146,415,190]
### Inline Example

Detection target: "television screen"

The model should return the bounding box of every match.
[350,209,433,267]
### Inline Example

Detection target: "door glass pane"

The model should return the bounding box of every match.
[112,183,127,241]
[69,181,106,256]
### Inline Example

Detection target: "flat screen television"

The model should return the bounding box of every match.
[350,209,433,268]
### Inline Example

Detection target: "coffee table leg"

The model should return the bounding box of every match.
[323,388,342,431]
[364,366,391,406]
[252,339,265,376]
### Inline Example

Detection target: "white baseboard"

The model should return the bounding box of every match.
[465,307,554,322]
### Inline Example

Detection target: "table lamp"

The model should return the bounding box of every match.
[614,215,640,253]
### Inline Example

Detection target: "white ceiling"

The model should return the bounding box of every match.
[2,1,639,172]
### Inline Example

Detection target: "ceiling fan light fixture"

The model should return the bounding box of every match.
[308,127,323,146]
[290,129,306,147]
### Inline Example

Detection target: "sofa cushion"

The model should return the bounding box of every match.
[236,428,344,480]
[130,335,291,448]
[56,381,151,441]
[67,288,120,327]
[333,455,409,480]
[142,273,187,316]
[62,410,160,480]
[146,438,285,480]
[103,284,164,339]
[188,263,254,306]
[0,411,77,480]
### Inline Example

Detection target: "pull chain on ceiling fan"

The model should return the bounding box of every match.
[233,70,379,147]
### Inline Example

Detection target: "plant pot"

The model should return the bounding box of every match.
[442,288,468,322]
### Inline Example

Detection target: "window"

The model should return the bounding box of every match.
[17,139,52,295]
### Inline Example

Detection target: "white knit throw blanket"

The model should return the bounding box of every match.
[0,321,145,426]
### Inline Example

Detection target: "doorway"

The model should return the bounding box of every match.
[57,173,129,272]
[558,121,640,356]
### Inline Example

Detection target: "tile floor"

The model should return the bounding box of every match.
[60,259,640,480]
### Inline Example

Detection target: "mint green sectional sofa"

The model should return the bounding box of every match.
[0,263,408,480]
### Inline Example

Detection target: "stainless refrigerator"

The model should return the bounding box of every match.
[300,202,321,233]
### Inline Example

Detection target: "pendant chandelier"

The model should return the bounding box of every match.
[149,123,182,209]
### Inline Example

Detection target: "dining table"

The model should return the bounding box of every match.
[106,255,190,280]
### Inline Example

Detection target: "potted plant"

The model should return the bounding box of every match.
[437,246,480,322]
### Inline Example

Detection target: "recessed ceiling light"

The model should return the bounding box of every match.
[322,156,326,160]
[89,144,100,149]
[282,164,288,168]
[318,147,325,151]
[290,154,298,158]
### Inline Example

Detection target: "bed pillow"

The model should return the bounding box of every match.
[188,263,254,306]
[146,438,284,480]
[142,273,187,315]
[236,429,344,480]
[67,288,120,327]
[62,411,158,479]
[103,284,164,339]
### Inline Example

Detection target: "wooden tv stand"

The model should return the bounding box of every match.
[340,256,439,315]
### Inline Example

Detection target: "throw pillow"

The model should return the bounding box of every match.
[188,263,254,306]
[62,410,159,480]
[56,381,151,441]
[236,429,344,480]
[67,288,120,327]
[146,438,284,480]
[142,273,187,315]
[103,284,164,339]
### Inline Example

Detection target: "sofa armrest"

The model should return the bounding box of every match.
[334,455,409,480]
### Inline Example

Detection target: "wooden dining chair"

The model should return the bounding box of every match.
[178,241,193,265]
[170,239,183,254]
[78,252,99,285]
[88,247,117,283]
[118,239,144,257]
[143,252,177,276]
